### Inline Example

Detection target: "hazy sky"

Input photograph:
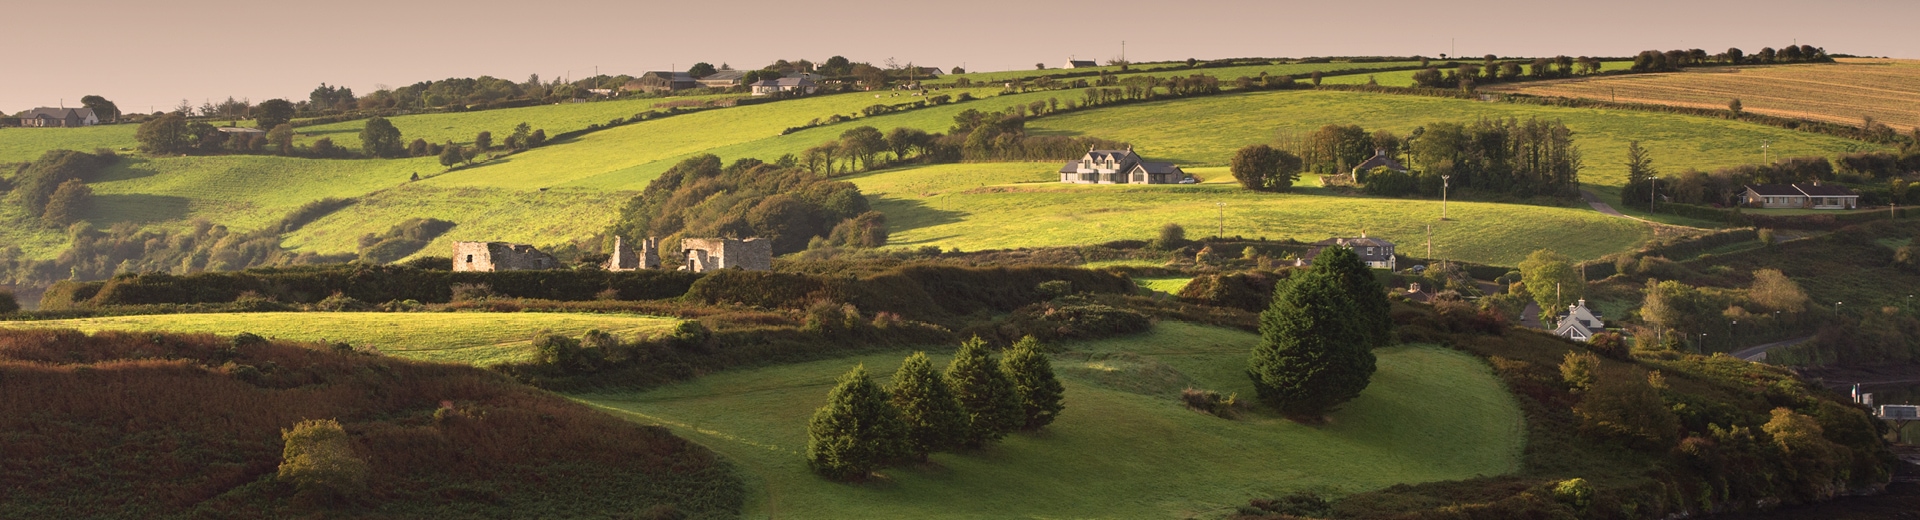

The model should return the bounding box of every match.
[7,0,1916,113]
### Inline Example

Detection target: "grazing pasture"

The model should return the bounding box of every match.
[1323,60,1636,87]
[577,322,1523,519]
[1490,59,1920,132]
[0,312,681,365]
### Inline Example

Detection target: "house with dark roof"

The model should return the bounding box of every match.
[1296,235,1396,270]
[622,71,698,93]
[1351,148,1407,177]
[1742,182,1859,210]
[18,107,99,127]
[697,70,748,88]
[1057,147,1186,184]
[750,76,819,96]
[1063,58,1098,69]
[1553,299,1605,342]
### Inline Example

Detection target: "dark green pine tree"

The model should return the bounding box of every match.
[1001,336,1065,430]
[944,337,1024,448]
[1308,245,1393,348]
[889,352,967,461]
[1247,269,1379,418]
[806,365,904,481]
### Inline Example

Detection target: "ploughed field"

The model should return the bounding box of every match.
[1490,59,1920,133]
[0,312,680,365]
[575,322,1525,519]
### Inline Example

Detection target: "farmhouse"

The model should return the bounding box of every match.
[1742,183,1859,210]
[1057,147,1186,184]
[751,76,819,96]
[623,72,698,93]
[697,70,748,89]
[602,236,661,271]
[452,241,559,272]
[1553,299,1605,342]
[1063,58,1098,69]
[18,107,99,127]
[1351,148,1408,176]
[680,238,772,272]
[1297,236,1397,270]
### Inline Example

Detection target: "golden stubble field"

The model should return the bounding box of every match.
[1492,58,1920,132]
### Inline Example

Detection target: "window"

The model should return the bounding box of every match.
[465,255,473,263]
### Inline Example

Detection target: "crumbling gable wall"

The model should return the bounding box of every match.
[453,241,559,272]
[680,238,772,272]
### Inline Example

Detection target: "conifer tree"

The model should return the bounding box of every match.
[944,337,1024,448]
[1001,336,1065,430]
[889,352,967,460]
[806,365,904,480]
[1308,246,1393,348]
[1247,269,1378,417]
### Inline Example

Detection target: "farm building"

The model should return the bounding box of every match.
[602,236,661,271]
[1553,299,1604,342]
[1057,147,1186,184]
[1741,183,1859,210]
[623,72,698,93]
[453,241,559,272]
[17,107,99,127]
[680,238,772,272]
[697,70,748,88]
[1297,236,1396,270]
[1351,148,1408,176]
[1063,58,1098,69]
[751,76,819,96]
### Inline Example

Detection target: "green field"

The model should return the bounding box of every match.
[576,322,1524,519]
[1027,89,1878,188]
[851,162,1650,265]
[0,312,681,365]
[0,125,140,163]
[1135,276,1195,294]
[290,94,745,150]
[1323,60,1636,87]
[943,60,1424,85]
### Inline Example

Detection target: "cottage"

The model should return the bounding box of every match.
[1351,148,1408,176]
[1297,236,1396,270]
[1063,58,1098,69]
[750,76,819,96]
[1057,147,1186,184]
[1742,182,1859,210]
[452,241,559,272]
[622,71,698,93]
[680,238,772,272]
[697,70,748,88]
[1553,299,1605,342]
[18,107,98,127]
[602,236,661,271]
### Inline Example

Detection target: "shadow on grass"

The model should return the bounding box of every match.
[91,157,160,183]
[88,193,191,223]
[869,196,964,237]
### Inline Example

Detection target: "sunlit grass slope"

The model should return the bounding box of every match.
[0,312,680,366]
[578,322,1523,519]
[1491,59,1920,132]
[849,162,1650,265]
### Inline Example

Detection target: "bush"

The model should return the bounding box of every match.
[0,290,17,314]
[278,418,369,504]
[1151,223,1187,250]
[1180,388,1243,418]
[450,283,496,302]
[314,292,371,312]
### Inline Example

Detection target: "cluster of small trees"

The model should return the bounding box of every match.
[1274,118,1582,198]
[807,336,1064,480]
[4,149,114,227]
[1412,55,1599,89]
[1247,246,1390,417]
[607,154,877,257]
[796,107,1125,176]
[1229,144,1304,192]
[1632,45,1828,72]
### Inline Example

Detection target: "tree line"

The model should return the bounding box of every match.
[1619,141,1920,209]
[606,154,881,258]
[808,336,1064,480]
[1256,118,1583,198]
[792,107,1128,176]
[135,113,547,162]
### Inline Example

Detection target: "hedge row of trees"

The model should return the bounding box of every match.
[3,149,115,228]
[807,336,1064,480]
[607,154,879,257]
[1267,118,1582,198]
[1619,142,1920,208]
[793,108,1127,176]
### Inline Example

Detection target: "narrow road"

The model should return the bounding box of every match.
[1730,336,1814,361]
[1579,189,1629,218]
[1519,302,1546,330]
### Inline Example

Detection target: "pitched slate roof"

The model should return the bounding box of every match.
[699,70,747,81]
[1067,60,1098,68]
[753,77,817,88]
[1352,149,1407,173]
[21,107,96,120]
[1139,161,1183,174]
[1794,183,1856,197]
[1745,184,1804,196]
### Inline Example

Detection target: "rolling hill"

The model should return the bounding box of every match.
[1490,58,1920,132]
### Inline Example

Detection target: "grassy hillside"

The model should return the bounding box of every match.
[0,125,138,163]
[578,322,1523,519]
[1026,89,1878,189]
[292,93,743,150]
[0,328,741,519]
[849,162,1650,265]
[0,312,680,365]
[1491,59,1920,132]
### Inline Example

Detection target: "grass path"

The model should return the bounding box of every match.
[0,312,680,365]
[576,322,1524,519]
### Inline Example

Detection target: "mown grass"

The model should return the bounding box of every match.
[1027,89,1880,188]
[575,321,1523,519]
[851,162,1651,265]
[0,312,680,365]
[1491,59,1920,132]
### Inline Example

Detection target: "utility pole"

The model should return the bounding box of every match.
[1440,174,1451,220]
[1426,224,1433,258]
[1761,139,1772,164]
[1650,177,1658,212]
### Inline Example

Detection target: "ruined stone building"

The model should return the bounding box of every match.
[452,241,559,272]
[602,236,661,271]
[680,238,772,272]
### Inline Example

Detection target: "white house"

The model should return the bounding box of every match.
[1742,182,1859,210]
[1297,236,1396,270]
[18,107,99,127]
[1554,299,1605,342]
[751,76,819,96]
[1057,147,1185,184]
[1063,58,1098,69]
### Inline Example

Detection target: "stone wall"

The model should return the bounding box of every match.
[603,237,660,271]
[680,238,772,272]
[453,241,559,272]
